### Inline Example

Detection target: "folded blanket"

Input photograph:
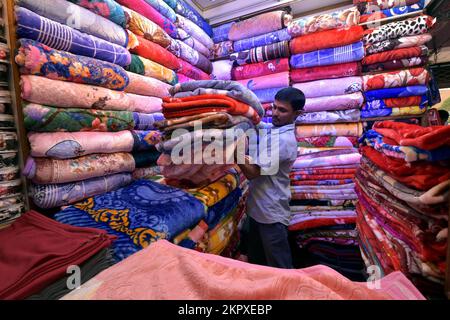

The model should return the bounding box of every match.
[176,14,213,50]
[362,56,427,73]
[128,34,181,70]
[140,0,176,22]
[355,0,420,12]
[231,58,290,80]
[212,21,234,43]
[117,0,177,37]
[293,77,362,98]
[125,54,178,85]
[0,211,116,300]
[212,60,233,81]
[124,72,170,98]
[296,109,361,124]
[365,85,429,100]
[297,136,359,148]
[31,173,133,209]
[170,80,264,117]
[212,41,234,60]
[362,46,428,65]
[364,95,428,109]
[16,6,131,66]
[155,112,249,132]
[366,33,432,55]
[361,146,450,191]
[292,192,358,201]
[296,123,363,138]
[177,73,194,83]
[360,130,450,162]
[54,181,206,261]
[290,26,364,54]
[24,153,135,184]
[21,75,162,114]
[170,39,212,74]
[60,239,425,300]
[123,6,172,48]
[290,41,365,69]
[177,28,211,58]
[233,29,291,53]
[359,0,425,24]
[289,210,357,231]
[361,106,427,118]
[189,172,239,208]
[162,95,260,124]
[23,103,164,132]
[238,72,290,91]
[373,121,450,150]
[291,62,362,83]
[16,39,129,91]
[288,7,360,37]
[173,0,213,37]
[363,15,436,45]
[253,87,285,104]
[28,130,161,159]
[228,11,291,41]
[301,93,365,113]
[362,67,430,91]
[292,179,354,186]
[18,0,128,47]
[67,0,128,28]
[177,59,211,81]
[230,41,290,67]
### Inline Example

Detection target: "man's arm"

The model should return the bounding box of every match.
[236,155,261,180]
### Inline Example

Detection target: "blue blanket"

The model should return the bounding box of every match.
[16,6,131,67]
[233,29,291,53]
[213,22,234,43]
[174,0,213,37]
[54,180,207,261]
[205,188,242,230]
[364,85,429,101]
[290,41,364,69]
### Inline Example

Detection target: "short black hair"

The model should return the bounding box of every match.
[438,109,449,123]
[275,87,306,112]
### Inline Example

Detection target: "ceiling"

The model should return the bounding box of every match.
[185,0,352,25]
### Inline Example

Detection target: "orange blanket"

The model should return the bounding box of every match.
[162,94,261,124]
[61,240,425,300]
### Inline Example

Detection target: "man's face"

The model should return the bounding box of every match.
[271,99,300,127]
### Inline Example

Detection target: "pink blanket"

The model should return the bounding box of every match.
[237,72,290,91]
[124,72,170,98]
[293,77,362,98]
[21,75,162,114]
[61,240,424,300]
[303,93,364,113]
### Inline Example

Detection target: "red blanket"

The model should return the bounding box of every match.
[291,62,362,83]
[177,59,211,80]
[231,58,290,80]
[361,146,450,191]
[373,121,450,150]
[130,35,181,70]
[290,26,364,54]
[362,46,428,65]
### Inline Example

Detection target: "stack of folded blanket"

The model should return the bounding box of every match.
[360,14,437,119]
[15,2,167,209]
[356,121,449,296]
[155,80,263,188]
[284,6,366,278]
[118,0,213,82]
[0,45,25,228]
[0,210,116,300]
[354,0,426,24]
[211,10,293,111]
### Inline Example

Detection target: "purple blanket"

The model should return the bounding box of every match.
[303,93,365,113]
[293,77,362,98]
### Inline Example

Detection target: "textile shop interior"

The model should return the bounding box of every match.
[0,0,449,300]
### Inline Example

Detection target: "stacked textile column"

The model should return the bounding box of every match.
[210,9,293,113]
[154,81,263,256]
[0,40,25,228]
[356,121,449,297]
[118,0,213,83]
[286,6,367,280]
[14,0,165,209]
[359,9,437,121]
